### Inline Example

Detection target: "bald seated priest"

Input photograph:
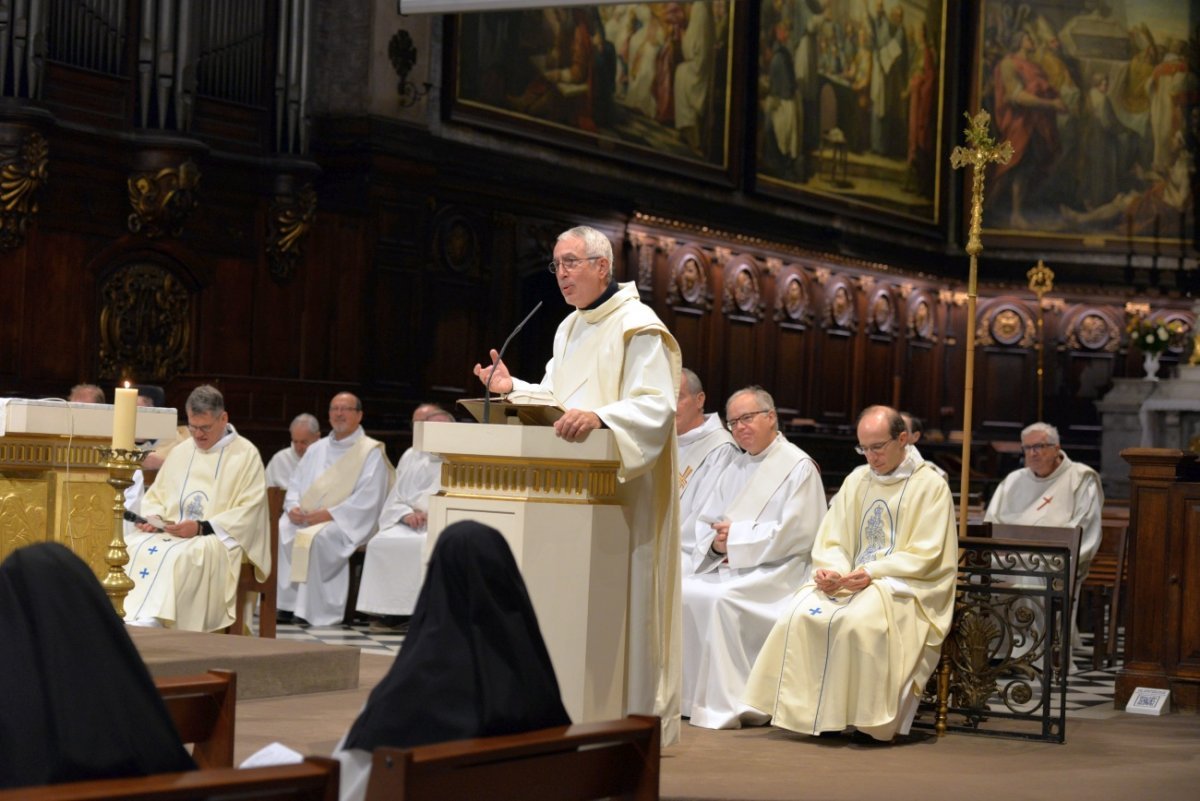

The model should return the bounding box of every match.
[682,386,825,729]
[276,393,394,626]
[676,368,737,567]
[67,383,105,403]
[743,405,957,743]
[265,413,322,490]
[125,384,270,632]
[356,403,455,631]
[472,223,683,745]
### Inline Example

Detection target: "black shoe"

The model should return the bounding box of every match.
[276,609,295,624]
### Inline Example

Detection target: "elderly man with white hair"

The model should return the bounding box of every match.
[985,422,1103,581]
[265,413,322,490]
[682,385,825,730]
[676,368,737,568]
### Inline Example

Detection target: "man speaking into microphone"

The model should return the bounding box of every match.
[472,224,683,746]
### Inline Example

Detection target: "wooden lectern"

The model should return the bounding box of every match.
[0,399,178,576]
[415,420,631,725]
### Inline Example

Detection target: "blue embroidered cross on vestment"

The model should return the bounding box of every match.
[148,546,158,555]
[139,568,149,578]
[809,607,822,615]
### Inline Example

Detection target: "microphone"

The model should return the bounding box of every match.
[484,301,543,424]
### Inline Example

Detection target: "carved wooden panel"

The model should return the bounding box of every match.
[722,254,765,321]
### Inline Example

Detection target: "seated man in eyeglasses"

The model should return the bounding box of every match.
[985,422,1102,581]
[681,386,825,729]
[984,421,1103,643]
[126,384,271,632]
[744,405,957,743]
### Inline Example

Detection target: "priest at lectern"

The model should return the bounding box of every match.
[472,224,684,745]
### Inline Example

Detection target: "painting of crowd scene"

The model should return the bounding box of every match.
[755,0,948,223]
[453,3,736,173]
[979,0,1198,245]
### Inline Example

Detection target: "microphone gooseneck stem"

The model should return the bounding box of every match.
[483,300,543,424]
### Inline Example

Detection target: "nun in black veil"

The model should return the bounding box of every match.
[335,520,570,801]
[0,542,195,789]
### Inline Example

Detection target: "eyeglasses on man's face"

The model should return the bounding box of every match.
[855,437,895,456]
[329,405,359,413]
[547,255,602,274]
[1021,442,1055,454]
[726,409,772,431]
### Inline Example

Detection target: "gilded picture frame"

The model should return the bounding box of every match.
[976,0,1197,251]
[754,0,950,226]
[449,2,743,183]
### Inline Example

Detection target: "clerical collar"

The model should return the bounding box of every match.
[331,426,364,447]
[582,280,619,310]
[198,424,237,454]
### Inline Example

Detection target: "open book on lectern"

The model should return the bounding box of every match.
[457,389,566,426]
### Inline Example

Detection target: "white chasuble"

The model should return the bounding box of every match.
[126,428,269,632]
[510,282,683,746]
[743,456,957,738]
[682,435,825,729]
[276,426,393,627]
[985,451,1104,575]
[677,413,737,562]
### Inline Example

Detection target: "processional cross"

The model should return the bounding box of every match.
[950,111,1013,539]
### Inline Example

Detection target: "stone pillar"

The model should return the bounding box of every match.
[1096,378,1158,498]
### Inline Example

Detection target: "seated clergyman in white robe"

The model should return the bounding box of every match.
[265,413,321,490]
[125,386,270,632]
[744,406,957,742]
[675,369,737,566]
[472,225,682,745]
[683,387,825,729]
[985,422,1103,584]
[277,393,393,626]
[985,422,1103,650]
[356,419,448,619]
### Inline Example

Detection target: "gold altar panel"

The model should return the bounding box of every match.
[58,475,118,579]
[0,472,51,558]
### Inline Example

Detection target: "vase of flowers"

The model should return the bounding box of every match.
[1127,317,1179,381]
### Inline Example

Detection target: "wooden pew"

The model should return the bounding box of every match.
[156,670,237,769]
[233,486,284,637]
[0,758,339,801]
[364,715,660,801]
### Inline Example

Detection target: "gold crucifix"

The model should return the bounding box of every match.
[950,110,1013,539]
[1027,259,1055,420]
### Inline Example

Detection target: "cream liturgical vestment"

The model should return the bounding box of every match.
[276,427,393,626]
[683,434,825,729]
[125,426,270,632]
[510,281,683,746]
[677,413,737,564]
[985,451,1104,578]
[356,447,442,617]
[265,446,302,490]
[743,453,957,738]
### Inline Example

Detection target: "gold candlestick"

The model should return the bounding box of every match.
[97,447,148,618]
[1027,260,1056,421]
[950,110,1013,539]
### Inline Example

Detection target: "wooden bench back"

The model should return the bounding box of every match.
[155,670,236,769]
[365,715,660,801]
[233,486,284,637]
[0,758,338,801]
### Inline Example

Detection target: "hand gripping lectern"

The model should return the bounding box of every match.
[414,420,630,724]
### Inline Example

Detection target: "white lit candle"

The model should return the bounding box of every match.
[112,385,137,451]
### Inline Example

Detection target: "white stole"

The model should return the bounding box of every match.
[679,426,734,493]
[291,436,386,582]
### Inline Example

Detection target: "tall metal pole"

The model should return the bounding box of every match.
[950,111,1012,539]
[1027,259,1055,422]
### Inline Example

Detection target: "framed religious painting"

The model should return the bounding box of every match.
[753,0,951,228]
[448,2,745,184]
[975,0,1197,252]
